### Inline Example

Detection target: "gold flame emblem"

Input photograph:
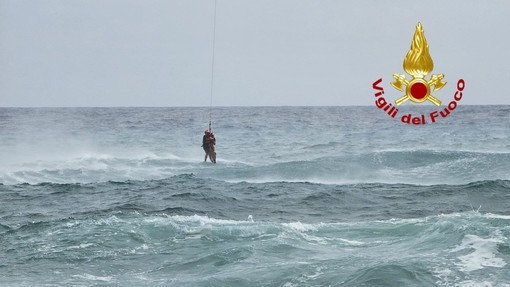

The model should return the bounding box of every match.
[392,22,446,106]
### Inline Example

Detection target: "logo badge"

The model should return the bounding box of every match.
[372,22,465,125]
[391,22,446,106]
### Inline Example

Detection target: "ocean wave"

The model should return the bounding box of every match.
[2,211,509,286]
[4,176,510,232]
[5,212,508,260]
[6,211,508,238]
[220,150,510,184]
[6,174,510,193]
[341,263,436,287]
[1,149,509,185]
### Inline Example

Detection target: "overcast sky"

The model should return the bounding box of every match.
[1,0,509,107]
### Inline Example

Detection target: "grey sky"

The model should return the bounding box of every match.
[1,0,509,107]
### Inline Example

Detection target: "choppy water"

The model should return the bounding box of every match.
[1,106,510,286]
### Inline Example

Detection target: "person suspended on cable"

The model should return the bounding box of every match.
[202,130,216,163]
[209,131,216,163]
[202,130,211,162]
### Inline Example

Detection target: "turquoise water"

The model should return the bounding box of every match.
[1,106,510,286]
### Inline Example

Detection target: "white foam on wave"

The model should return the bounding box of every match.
[3,146,509,185]
[220,176,508,187]
[373,217,429,225]
[455,280,510,287]
[0,148,259,185]
[153,211,509,230]
[221,177,364,186]
[482,213,510,220]
[428,210,510,221]
[282,221,322,232]
[450,231,507,272]
[72,273,113,282]
[65,243,95,250]
[149,215,369,247]
[0,151,200,184]
[157,215,329,229]
[145,214,252,226]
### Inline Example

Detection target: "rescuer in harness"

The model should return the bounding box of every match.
[202,130,216,163]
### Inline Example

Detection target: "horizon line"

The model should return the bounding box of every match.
[0,104,507,108]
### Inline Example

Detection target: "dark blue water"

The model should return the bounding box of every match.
[1,106,509,286]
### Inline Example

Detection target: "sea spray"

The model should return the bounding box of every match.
[1,107,510,286]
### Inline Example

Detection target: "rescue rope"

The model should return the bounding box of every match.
[209,0,217,132]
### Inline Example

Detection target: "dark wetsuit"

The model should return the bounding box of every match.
[202,135,211,152]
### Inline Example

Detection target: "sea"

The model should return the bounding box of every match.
[1,106,509,286]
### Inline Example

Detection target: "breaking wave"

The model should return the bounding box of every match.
[1,149,508,185]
